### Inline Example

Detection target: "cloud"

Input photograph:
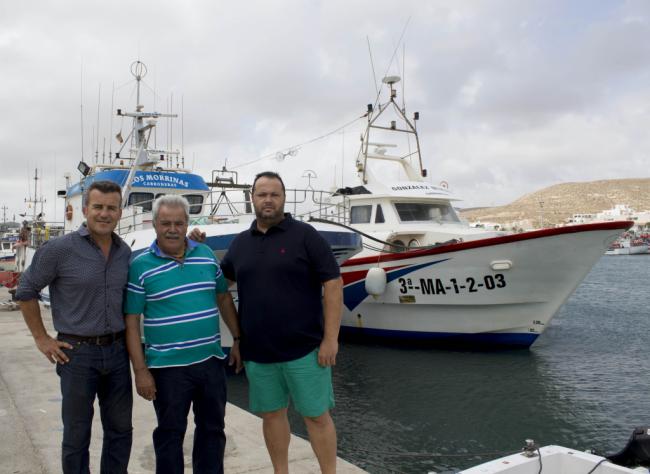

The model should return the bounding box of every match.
[1,0,649,220]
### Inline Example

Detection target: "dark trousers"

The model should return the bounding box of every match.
[56,338,133,474]
[151,357,227,474]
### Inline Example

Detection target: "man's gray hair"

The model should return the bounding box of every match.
[152,195,190,222]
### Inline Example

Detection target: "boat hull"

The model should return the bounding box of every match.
[339,221,631,348]
[605,245,648,255]
[460,445,641,473]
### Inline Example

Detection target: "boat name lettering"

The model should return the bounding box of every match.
[391,185,434,191]
[397,274,506,296]
[132,174,190,188]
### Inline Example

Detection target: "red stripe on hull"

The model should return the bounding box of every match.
[342,220,633,267]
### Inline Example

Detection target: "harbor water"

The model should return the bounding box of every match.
[226,255,650,473]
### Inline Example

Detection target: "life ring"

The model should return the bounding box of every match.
[65,204,73,221]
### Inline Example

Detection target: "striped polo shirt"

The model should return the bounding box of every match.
[124,239,228,368]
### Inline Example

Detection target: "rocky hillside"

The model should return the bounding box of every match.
[459,178,650,228]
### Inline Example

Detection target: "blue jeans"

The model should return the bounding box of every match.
[56,338,133,474]
[150,357,227,474]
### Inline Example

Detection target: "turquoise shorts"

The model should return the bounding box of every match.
[244,349,335,417]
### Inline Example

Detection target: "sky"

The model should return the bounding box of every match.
[1,0,649,223]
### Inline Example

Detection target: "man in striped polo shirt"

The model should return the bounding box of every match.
[124,195,241,474]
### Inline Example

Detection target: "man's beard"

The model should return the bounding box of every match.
[254,206,284,224]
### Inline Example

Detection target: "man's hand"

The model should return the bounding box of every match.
[317,338,338,367]
[228,341,243,373]
[189,227,206,243]
[35,335,73,364]
[134,368,157,401]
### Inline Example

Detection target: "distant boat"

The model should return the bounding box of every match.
[605,237,649,255]
[0,234,17,266]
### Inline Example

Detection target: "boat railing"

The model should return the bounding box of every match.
[114,186,351,234]
[27,222,66,247]
[286,188,351,225]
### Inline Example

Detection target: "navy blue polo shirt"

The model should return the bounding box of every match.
[220,214,340,363]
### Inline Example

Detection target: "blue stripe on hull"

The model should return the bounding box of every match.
[340,326,538,349]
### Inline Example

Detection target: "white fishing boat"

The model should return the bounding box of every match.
[301,75,632,348]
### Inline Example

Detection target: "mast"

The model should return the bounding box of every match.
[116,61,178,206]
[25,169,46,222]
[356,75,424,184]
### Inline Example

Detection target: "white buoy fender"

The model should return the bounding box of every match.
[365,267,387,296]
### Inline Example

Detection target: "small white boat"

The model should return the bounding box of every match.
[459,431,650,473]
[0,239,16,264]
[459,445,646,473]
[605,237,649,255]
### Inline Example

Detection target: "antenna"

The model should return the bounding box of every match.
[372,16,412,111]
[95,83,101,164]
[366,36,379,97]
[402,42,412,159]
[341,127,345,188]
[153,68,157,149]
[80,60,84,161]
[181,95,185,168]
[91,125,95,164]
[402,43,406,110]
[109,82,115,162]
[170,92,174,167]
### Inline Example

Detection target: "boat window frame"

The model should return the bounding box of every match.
[184,194,204,215]
[128,192,155,212]
[350,205,373,224]
[374,204,385,223]
[393,201,461,223]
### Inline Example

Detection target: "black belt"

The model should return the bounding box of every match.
[57,330,125,346]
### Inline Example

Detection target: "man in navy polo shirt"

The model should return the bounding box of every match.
[220,171,343,474]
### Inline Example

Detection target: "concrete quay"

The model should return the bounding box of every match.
[0,287,365,473]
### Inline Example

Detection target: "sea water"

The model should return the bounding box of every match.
[227,255,650,473]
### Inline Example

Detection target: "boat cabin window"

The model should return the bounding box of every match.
[394,202,460,223]
[185,194,204,215]
[375,205,385,223]
[128,192,154,212]
[129,193,203,215]
[350,205,372,224]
